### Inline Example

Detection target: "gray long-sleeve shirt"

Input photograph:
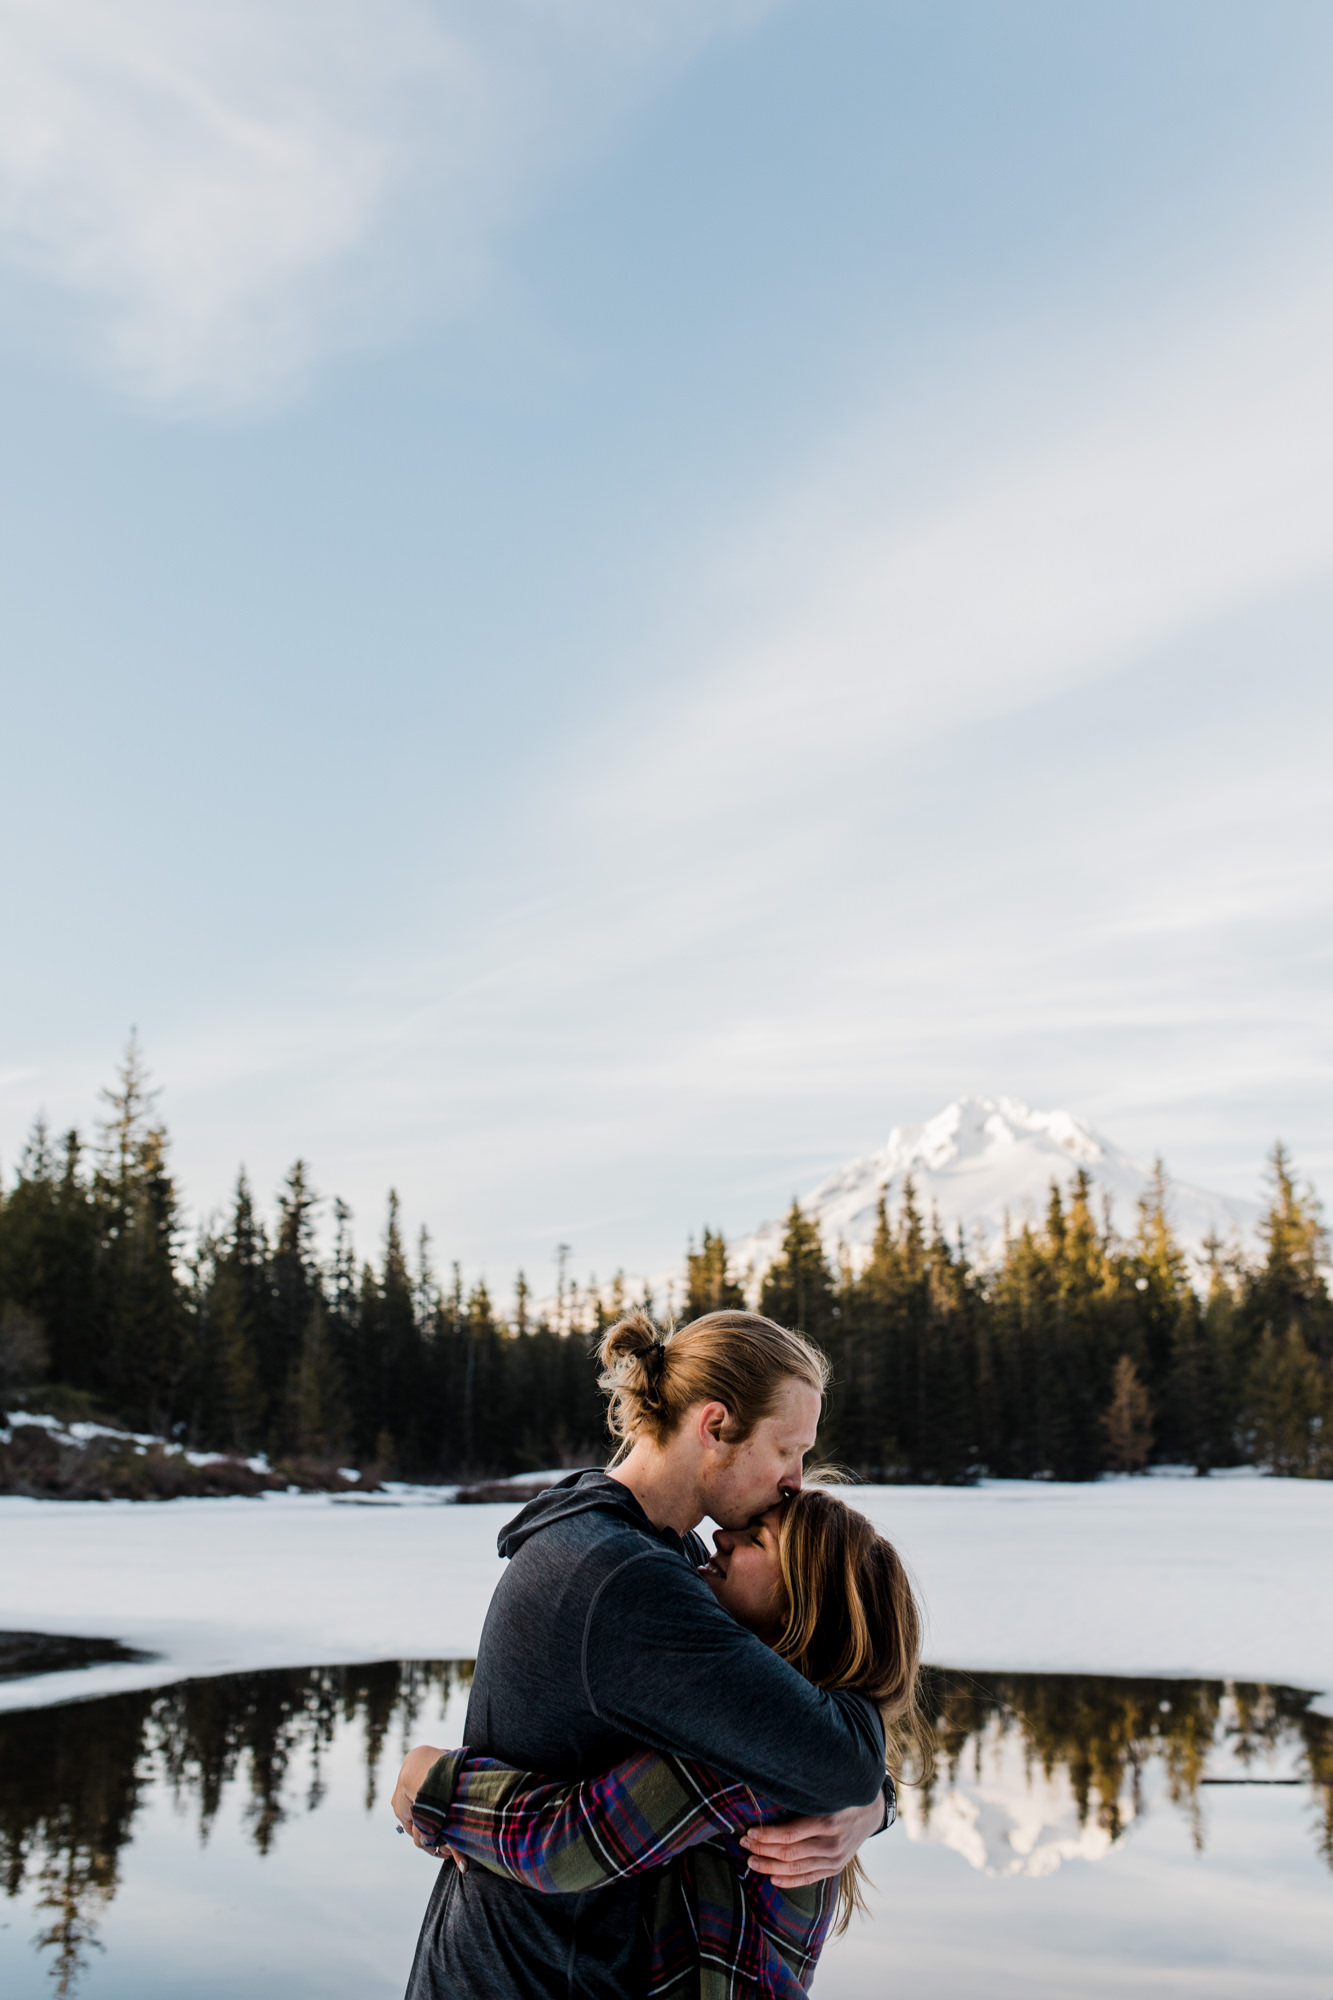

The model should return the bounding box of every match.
[404,1470,886,2000]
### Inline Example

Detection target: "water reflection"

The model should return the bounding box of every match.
[0,1660,469,1996]
[0,1659,1328,1996]
[913,1669,1333,1878]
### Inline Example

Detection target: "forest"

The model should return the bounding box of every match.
[1,1042,1330,1484]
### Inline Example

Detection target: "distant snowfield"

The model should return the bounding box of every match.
[3,1475,1330,1715]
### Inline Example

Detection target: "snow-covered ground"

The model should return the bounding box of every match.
[3,1474,1330,1714]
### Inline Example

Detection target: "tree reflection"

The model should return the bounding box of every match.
[0,1660,469,1995]
[915,1669,1333,1867]
[1,1660,1328,1994]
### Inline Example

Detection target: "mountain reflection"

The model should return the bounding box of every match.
[912,1668,1333,1877]
[1,1659,1329,1994]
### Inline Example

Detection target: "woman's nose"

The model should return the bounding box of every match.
[713,1528,734,1552]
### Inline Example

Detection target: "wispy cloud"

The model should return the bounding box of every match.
[0,0,766,407]
[608,277,1333,827]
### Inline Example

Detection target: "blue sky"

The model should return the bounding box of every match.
[3,1,1332,1294]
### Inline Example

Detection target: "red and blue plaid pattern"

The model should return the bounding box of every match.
[411,1745,837,1998]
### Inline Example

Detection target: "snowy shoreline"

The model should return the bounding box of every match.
[3,1475,1331,1716]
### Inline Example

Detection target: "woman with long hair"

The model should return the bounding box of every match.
[393,1464,929,1998]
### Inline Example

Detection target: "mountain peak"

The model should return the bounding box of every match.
[721,1096,1257,1291]
[885,1096,1108,1176]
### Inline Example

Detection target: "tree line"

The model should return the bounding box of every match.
[751,1155,1332,1482]
[1,1040,1329,1481]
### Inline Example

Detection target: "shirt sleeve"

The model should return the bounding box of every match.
[410,1746,780,1895]
[581,1548,887,1815]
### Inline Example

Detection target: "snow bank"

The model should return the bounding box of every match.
[1,1475,1329,1713]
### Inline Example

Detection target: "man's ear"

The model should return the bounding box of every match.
[697,1400,732,1450]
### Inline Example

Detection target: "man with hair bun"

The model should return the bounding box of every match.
[401,1309,890,2000]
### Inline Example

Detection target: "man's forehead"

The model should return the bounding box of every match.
[770,1379,821,1434]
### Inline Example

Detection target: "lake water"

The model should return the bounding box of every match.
[1,1655,1329,1999]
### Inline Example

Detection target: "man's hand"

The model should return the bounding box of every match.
[391,1744,468,1872]
[740,1794,884,1889]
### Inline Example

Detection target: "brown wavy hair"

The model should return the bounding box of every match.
[596,1310,828,1458]
[773,1482,931,1931]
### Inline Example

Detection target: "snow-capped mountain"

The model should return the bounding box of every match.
[721,1096,1259,1291]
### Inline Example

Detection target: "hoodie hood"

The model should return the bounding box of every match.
[497,1468,685,1561]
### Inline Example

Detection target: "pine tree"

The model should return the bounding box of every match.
[353,1191,424,1472]
[326,1198,366,1453]
[0,1125,100,1393]
[685,1229,745,1317]
[286,1296,349,1462]
[95,1036,187,1431]
[267,1162,321,1421]
[1245,1145,1333,1358]
[197,1172,271,1451]
[834,1181,979,1482]
[1102,1355,1154,1471]
[1128,1162,1200,1463]
[200,1247,264,1451]
[1242,1146,1333,1475]
[759,1202,835,1341]
[1049,1173,1131,1479]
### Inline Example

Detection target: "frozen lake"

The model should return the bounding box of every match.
[3,1474,1332,1710]
[2,1475,1331,1997]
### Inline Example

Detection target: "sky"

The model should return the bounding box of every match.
[2,0,1332,1298]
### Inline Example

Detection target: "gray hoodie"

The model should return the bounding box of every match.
[404,1470,886,2000]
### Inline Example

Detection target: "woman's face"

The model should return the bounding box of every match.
[699,1504,786,1642]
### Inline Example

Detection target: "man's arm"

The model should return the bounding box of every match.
[582,1548,886,1817]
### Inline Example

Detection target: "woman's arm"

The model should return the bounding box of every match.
[399,1743,782,1895]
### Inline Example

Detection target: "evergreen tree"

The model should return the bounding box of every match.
[1247,1326,1331,1477]
[1161,1231,1238,1473]
[1102,1355,1154,1470]
[835,1181,979,1482]
[685,1229,745,1317]
[195,1173,270,1451]
[1130,1166,1192,1382]
[1245,1145,1333,1358]
[196,1245,263,1452]
[988,1216,1059,1476]
[95,1036,187,1431]
[266,1162,321,1422]
[759,1202,836,1341]
[0,1124,100,1393]
[286,1296,350,1462]
[1242,1146,1333,1475]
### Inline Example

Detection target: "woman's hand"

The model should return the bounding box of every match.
[391,1744,468,1871]
[740,1796,884,1888]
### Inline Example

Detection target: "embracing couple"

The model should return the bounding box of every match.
[392,1309,927,1999]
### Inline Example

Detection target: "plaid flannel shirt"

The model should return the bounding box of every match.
[411,1745,876,1999]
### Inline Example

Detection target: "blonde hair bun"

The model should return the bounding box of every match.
[595,1308,828,1454]
[598,1312,669,1412]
